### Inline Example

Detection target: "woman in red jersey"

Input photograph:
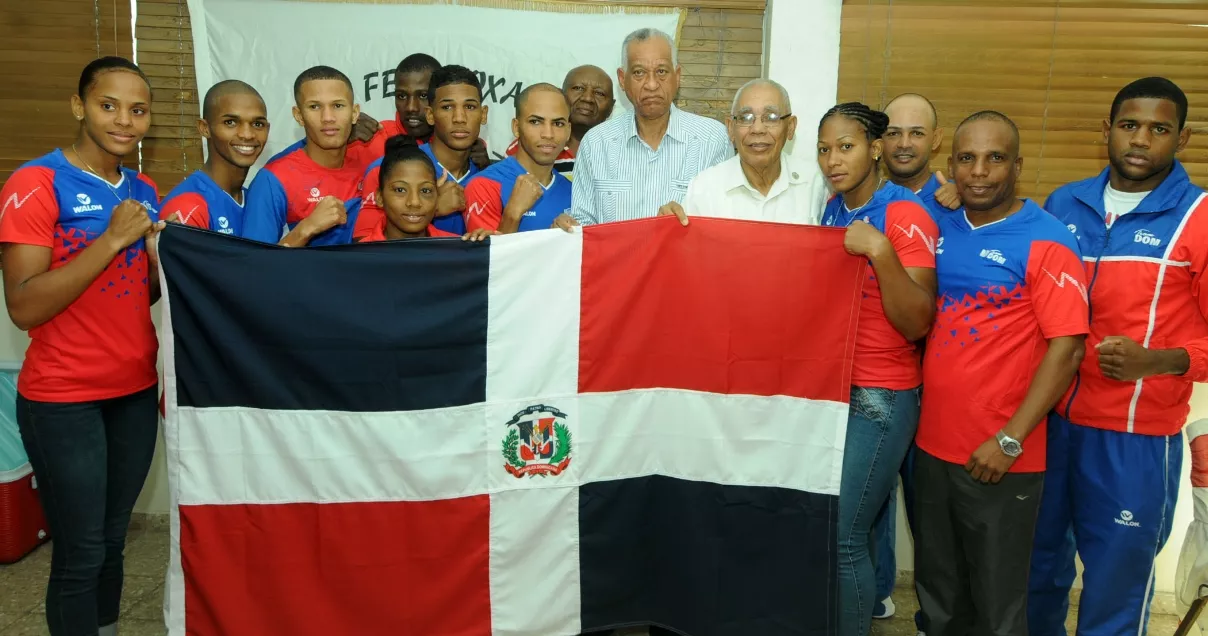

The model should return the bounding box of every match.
[817,102,939,636]
[357,135,493,243]
[0,57,163,636]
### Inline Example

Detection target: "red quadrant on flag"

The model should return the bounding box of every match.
[180,498,491,635]
[579,217,864,403]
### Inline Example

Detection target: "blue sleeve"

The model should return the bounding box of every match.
[242,169,289,243]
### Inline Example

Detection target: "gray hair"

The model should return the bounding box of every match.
[731,78,792,115]
[621,28,677,69]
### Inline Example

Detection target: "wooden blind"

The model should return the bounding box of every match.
[838,0,1208,201]
[135,0,766,191]
[0,0,133,184]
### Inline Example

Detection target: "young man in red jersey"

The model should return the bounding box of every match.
[353,65,487,240]
[501,65,614,180]
[242,66,367,246]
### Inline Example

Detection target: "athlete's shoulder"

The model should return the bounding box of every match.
[1025,200,1081,254]
[263,139,308,169]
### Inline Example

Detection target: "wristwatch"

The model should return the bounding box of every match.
[996,430,1023,458]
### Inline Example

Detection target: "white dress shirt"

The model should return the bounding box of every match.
[570,105,733,225]
[681,154,829,225]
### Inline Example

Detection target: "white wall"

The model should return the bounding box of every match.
[764,0,842,158]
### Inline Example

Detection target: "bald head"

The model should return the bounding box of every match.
[955,110,1020,157]
[563,65,609,94]
[885,93,937,129]
[562,65,615,129]
[731,78,791,115]
[202,79,264,122]
[515,83,567,117]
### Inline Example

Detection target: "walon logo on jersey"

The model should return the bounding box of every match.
[1114,509,1141,528]
[307,187,323,204]
[979,248,1007,265]
[1134,229,1162,247]
[72,193,103,214]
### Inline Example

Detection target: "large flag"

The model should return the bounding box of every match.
[157,218,865,635]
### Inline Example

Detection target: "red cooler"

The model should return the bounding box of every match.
[0,463,48,563]
[0,365,48,563]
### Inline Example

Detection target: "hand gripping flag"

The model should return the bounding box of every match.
[156,217,865,636]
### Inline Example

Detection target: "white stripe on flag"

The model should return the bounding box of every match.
[489,487,581,636]
[174,405,490,505]
[487,229,582,403]
[175,392,844,506]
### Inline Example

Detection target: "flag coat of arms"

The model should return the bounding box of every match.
[157,218,864,636]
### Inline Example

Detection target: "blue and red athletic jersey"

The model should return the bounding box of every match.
[242,139,365,246]
[0,150,160,402]
[821,182,938,390]
[160,170,243,235]
[917,200,1089,472]
[351,143,478,241]
[914,173,953,220]
[349,112,425,161]
[463,157,571,232]
[1047,162,1208,436]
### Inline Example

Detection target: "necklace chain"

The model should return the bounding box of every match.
[72,144,130,201]
[839,177,885,225]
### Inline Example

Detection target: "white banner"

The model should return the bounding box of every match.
[186,0,682,175]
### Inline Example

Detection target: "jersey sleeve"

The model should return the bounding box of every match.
[160,192,211,230]
[1174,199,1208,382]
[884,200,938,269]
[136,173,161,206]
[463,176,504,232]
[0,166,59,248]
[352,165,383,242]
[1025,239,1090,339]
[242,168,289,243]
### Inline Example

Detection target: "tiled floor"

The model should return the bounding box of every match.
[0,518,1187,635]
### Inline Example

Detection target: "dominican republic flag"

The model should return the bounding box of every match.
[156,218,864,636]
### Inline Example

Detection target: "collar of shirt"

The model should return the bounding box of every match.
[624,104,688,146]
[719,153,810,201]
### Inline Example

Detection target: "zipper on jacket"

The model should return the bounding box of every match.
[1063,222,1113,420]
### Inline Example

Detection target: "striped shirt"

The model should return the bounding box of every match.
[570,106,733,225]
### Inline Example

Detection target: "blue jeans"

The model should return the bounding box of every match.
[839,386,921,636]
[16,386,159,636]
[872,444,917,600]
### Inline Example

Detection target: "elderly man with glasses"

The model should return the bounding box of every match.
[659,78,828,225]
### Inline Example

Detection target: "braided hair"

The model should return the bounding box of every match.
[818,102,890,141]
[378,134,437,194]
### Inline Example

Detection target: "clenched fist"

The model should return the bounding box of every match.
[299,196,347,238]
[436,172,465,217]
[504,173,547,221]
[843,220,891,260]
[103,199,156,251]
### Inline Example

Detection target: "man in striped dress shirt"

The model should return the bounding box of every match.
[555,27,733,229]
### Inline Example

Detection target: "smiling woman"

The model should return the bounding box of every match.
[0,56,164,636]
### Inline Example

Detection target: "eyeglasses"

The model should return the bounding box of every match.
[732,112,792,127]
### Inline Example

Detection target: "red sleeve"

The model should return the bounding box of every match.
[137,173,160,201]
[1025,239,1090,339]
[885,200,938,269]
[352,166,384,242]
[464,178,504,232]
[161,192,210,229]
[0,166,59,248]
[1174,199,1208,381]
